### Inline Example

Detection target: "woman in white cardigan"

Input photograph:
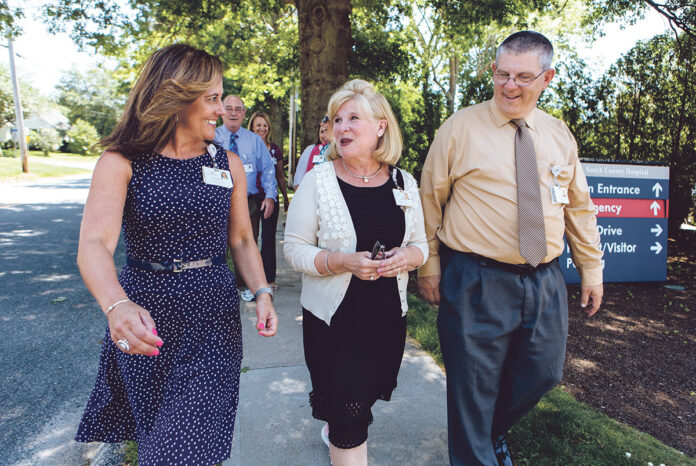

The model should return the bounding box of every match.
[284,79,427,466]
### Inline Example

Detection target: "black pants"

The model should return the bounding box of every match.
[238,193,265,289]
[247,193,264,245]
[438,249,568,466]
[260,200,279,283]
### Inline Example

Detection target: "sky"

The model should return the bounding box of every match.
[575,8,671,76]
[1,2,672,97]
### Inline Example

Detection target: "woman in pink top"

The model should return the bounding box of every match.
[293,116,330,190]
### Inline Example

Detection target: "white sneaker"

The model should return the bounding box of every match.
[240,289,254,302]
[321,423,330,448]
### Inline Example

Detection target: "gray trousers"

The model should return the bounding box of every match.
[438,248,568,466]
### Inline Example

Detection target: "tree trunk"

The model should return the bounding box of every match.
[627,86,642,161]
[667,72,693,233]
[295,0,351,150]
[448,55,458,114]
[268,96,284,152]
[613,95,623,159]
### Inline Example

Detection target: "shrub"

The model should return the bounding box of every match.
[66,119,99,155]
[30,128,62,155]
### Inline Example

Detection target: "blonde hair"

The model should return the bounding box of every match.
[101,43,223,159]
[248,111,272,145]
[324,79,402,165]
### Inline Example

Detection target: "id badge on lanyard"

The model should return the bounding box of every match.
[201,144,233,188]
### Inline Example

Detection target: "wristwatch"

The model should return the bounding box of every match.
[254,287,274,303]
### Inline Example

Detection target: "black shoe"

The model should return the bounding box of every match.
[493,434,513,466]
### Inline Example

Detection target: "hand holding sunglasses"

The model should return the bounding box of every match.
[371,241,386,260]
[376,246,410,277]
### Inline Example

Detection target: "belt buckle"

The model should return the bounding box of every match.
[519,263,537,274]
[172,259,183,273]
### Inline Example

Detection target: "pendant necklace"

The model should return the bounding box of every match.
[342,159,382,183]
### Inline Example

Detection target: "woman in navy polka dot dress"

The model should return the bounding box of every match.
[74,44,278,466]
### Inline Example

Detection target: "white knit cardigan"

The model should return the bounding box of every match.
[283,161,428,325]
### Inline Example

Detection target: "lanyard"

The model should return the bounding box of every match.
[207,144,219,169]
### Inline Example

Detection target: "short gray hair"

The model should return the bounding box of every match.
[496,30,554,71]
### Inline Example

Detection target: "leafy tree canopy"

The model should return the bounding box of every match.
[56,67,128,138]
[0,65,55,125]
[0,0,23,38]
[584,0,695,39]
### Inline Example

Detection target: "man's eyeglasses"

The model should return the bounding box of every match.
[225,106,245,113]
[491,70,546,87]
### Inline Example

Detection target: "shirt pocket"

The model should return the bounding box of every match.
[539,162,575,189]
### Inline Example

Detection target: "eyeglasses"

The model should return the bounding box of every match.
[225,106,245,113]
[491,70,546,87]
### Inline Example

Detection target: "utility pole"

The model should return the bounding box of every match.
[8,39,28,173]
[287,86,297,187]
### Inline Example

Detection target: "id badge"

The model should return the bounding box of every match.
[243,163,254,173]
[312,154,324,165]
[392,189,414,207]
[202,166,233,188]
[550,164,569,204]
[551,185,569,204]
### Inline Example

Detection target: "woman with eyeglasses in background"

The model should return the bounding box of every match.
[292,115,330,190]
[284,79,428,465]
[248,111,289,290]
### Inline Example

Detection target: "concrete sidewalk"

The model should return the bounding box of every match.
[224,212,449,465]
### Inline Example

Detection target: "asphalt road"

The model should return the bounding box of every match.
[0,173,117,465]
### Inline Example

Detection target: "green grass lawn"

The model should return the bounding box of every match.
[406,293,695,466]
[27,150,100,163]
[0,151,96,181]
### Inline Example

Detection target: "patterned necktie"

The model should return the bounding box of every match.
[229,133,238,155]
[511,119,547,267]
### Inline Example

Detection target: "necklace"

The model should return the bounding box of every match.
[341,159,382,183]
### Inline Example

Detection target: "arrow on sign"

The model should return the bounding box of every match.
[652,182,662,197]
[650,224,663,236]
[650,201,661,216]
[652,182,663,197]
[650,242,663,254]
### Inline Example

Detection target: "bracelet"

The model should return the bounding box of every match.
[105,299,130,315]
[324,251,334,275]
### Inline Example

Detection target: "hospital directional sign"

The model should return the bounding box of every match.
[561,218,668,283]
[560,162,669,283]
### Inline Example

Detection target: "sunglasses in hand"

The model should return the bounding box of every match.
[371,241,386,260]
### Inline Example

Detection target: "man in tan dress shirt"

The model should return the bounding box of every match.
[418,31,603,466]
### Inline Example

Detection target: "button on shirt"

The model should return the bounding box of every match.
[418,99,603,286]
[214,126,277,199]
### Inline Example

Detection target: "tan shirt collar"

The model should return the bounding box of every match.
[489,98,538,131]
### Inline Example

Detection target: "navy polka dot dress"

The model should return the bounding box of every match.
[75,145,242,466]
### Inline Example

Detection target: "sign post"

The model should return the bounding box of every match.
[561,162,669,283]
